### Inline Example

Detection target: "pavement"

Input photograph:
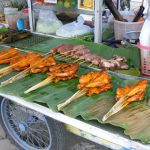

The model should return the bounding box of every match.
[0,123,109,150]
[0,124,19,150]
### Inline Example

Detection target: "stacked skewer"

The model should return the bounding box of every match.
[53,44,129,70]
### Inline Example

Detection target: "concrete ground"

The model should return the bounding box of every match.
[0,124,19,150]
[0,123,109,150]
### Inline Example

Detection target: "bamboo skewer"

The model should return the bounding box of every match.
[57,88,87,111]
[79,60,87,65]
[73,58,83,63]
[88,63,94,67]
[63,57,74,61]
[54,49,77,59]
[0,69,30,87]
[24,76,53,94]
[102,95,129,122]
[0,63,18,77]
[54,54,63,59]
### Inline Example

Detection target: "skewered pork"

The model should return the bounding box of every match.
[52,44,129,70]
[51,44,74,55]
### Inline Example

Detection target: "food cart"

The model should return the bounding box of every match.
[0,0,150,150]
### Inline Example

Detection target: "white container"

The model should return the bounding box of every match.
[4,7,18,15]
[139,15,150,47]
[114,20,144,40]
[139,12,150,75]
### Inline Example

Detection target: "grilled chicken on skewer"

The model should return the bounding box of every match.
[0,53,42,77]
[0,54,21,64]
[102,80,148,122]
[24,63,79,94]
[30,56,56,73]
[57,71,113,110]
[0,47,19,63]
[0,55,56,87]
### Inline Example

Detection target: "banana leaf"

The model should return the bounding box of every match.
[81,80,150,144]
[0,62,149,143]
[1,40,150,144]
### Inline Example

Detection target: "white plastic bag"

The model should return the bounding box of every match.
[56,16,93,38]
[140,14,150,46]
[36,10,63,34]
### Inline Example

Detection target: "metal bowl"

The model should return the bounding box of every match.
[123,31,140,44]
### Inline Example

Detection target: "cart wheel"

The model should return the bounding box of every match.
[0,98,66,150]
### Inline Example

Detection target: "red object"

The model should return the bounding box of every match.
[138,43,150,75]
[137,43,150,50]
[22,9,29,14]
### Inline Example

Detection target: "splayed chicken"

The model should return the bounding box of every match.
[102,80,148,122]
[0,53,42,77]
[0,47,19,64]
[30,56,56,73]
[57,71,113,110]
[0,55,56,87]
[24,63,79,94]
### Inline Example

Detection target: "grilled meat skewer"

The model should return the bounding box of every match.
[57,71,113,110]
[24,63,79,94]
[102,80,148,121]
[0,55,56,87]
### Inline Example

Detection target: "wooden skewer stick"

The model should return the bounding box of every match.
[54,54,63,59]
[0,69,30,87]
[0,68,14,78]
[72,58,83,63]
[24,76,53,94]
[0,63,18,77]
[55,54,71,60]
[88,63,94,67]
[63,56,75,61]
[54,49,80,60]
[57,88,86,111]
[79,60,87,65]
[102,96,129,122]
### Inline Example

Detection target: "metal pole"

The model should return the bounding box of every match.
[27,0,34,32]
[94,0,103,43]
[117,0,121,11]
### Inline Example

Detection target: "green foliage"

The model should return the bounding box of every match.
[73,33,94,42]
[9,1,27,11]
